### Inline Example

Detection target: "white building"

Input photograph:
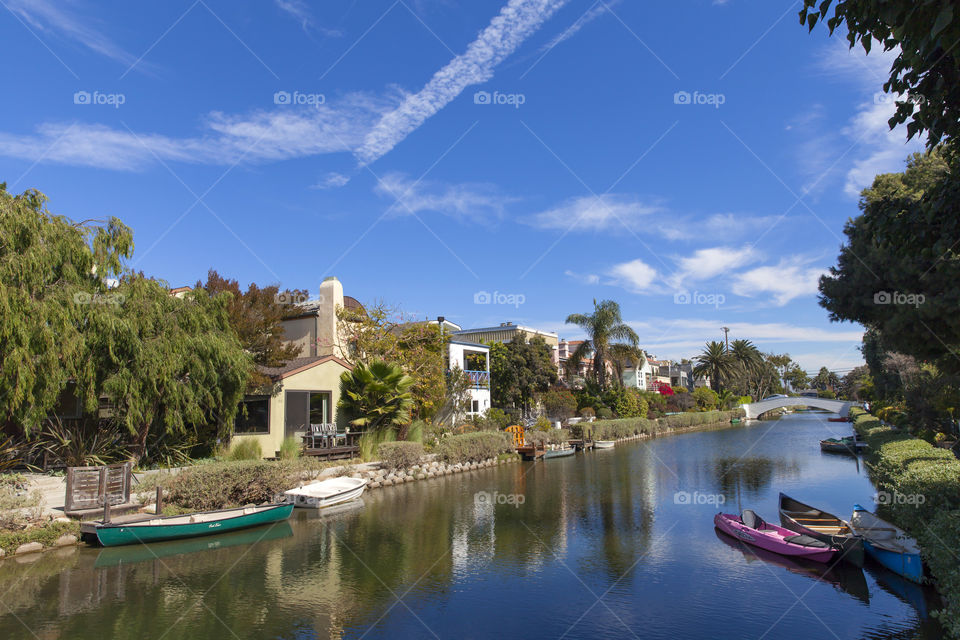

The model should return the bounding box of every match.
[448,339,491,416]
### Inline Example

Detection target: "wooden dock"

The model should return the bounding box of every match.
[516,444,545,460]
[568,439,594,451]
[302,445,359,461]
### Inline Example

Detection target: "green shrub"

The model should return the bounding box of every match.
[377,441,424,470]
[851,407,960,635]
[359,429,396,461]
[692,387,719,410]
[227,439,262,461]
[278,437,302,460]
[524,430,549,446]
[578,407,596,418]
[597,406,614,420]
[406,419,427,443]
[436,432,511,464]
[547,428,571,445]
[481,408,510,431]
[164,458,331,510]
[0,520,80,555]
[588,410,743,441]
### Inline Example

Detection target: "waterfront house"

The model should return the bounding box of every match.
[453,322,559,366]
[232,277,352,458]
[447,337,491,417]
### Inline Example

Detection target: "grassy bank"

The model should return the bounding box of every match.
[851,407,960,637]
[585,409,745,440]
[0,520,80,556]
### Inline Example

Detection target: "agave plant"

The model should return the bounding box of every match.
[41,416,127,467]
[338,361,415,435]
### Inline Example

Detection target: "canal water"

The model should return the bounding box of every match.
[0,412,942,639]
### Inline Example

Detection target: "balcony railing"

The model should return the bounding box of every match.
[464,369,490,389]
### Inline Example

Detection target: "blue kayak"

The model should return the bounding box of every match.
[851,504,924,583]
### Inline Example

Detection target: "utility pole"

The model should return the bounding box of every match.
[722,326,730,352]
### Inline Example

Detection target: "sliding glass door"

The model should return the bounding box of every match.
[284,391,331,439]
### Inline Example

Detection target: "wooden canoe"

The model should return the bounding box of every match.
[81,503,294,547]
[778,493,864,567]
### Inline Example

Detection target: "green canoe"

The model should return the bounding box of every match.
[82,503,294,547]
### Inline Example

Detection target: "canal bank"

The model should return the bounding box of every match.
[0,412,941,640]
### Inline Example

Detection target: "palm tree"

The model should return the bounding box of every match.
[728,339,762,394]
[566,300,639,388]
[693,341,734,391]
[338,360,415,435]
[608,343,646,388]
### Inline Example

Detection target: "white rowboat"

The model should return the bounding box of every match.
[284,477,368,508]
[594,440,615,449]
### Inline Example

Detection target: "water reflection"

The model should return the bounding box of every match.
[0,414,943,640]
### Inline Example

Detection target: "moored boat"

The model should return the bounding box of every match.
[284,477,367,508]
[714,511,837,563]
[851,504,924,583]
[81,502,294,547]
[543,447,576,459]
[594,440,615,449]
[827,416,851,422]
[779,493,864,567]
[820,436,866,454]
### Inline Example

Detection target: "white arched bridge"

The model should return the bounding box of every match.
[739,396,859,420]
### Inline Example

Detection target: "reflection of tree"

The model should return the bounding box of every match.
[710,456,800,504]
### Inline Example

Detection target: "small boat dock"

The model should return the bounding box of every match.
[568,439,594,451]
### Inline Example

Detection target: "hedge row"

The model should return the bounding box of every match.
[377,442,425,471]
[850,407,960,637]
[436,432,512,465]
[585,409,744,441]
[162,458,332,511]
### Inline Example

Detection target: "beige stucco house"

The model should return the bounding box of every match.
[231,277,353,458]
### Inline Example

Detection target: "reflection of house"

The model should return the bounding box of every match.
[233,277,352,458]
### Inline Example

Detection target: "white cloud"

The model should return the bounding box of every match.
[804,41,925,197]
[312,172,351,189]
[841,98,921,197]
[525,194,664,232]
[275,0,342,36]
[667,245,759,289]
[538,0,619,52]
[627,318,863,353]
[355,0,570,165]
[0,95,390,170]
[564,269,600,285]
[7,0,138,65]
[607,258,659,293]
[731,256,827,306]
[373,172,515,222]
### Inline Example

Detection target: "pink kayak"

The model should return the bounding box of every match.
[715,511,838,564]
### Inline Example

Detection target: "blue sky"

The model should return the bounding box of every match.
[1,0,924,373]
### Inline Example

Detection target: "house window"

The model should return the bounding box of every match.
[235,397,270,434]
[471,400,480,414]
[51,383,82,419]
